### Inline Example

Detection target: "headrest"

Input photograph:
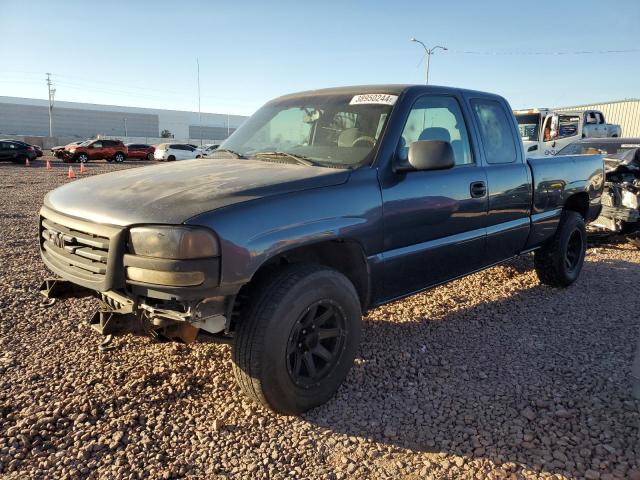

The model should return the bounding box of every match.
[418,127,451,143]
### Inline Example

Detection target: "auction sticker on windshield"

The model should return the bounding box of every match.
[349,94,398,106]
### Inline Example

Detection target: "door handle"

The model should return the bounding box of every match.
[470,181,486,198]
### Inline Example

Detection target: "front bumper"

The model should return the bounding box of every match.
[39,206,221,301]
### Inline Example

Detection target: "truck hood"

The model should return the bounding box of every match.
[44,158,350,226]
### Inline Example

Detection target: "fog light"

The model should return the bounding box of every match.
[126,267,205,286]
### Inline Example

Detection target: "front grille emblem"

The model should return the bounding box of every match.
[53,232,66,249]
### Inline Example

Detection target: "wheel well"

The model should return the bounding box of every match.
[564,192,589,219]
[246,240,370,312]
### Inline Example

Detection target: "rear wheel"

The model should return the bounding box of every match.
[146,152,154,161]
[233,264,362,414]
[534,211,587,287]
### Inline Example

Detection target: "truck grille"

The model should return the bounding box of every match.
[41,217,110,279]
[39,207,124,290]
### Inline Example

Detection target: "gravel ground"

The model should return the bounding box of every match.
[1,157,639,479]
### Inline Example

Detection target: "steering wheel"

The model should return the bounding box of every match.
[351,136,376,148]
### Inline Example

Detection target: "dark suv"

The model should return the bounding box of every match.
[0,140,37,163]
[61,139,128,163]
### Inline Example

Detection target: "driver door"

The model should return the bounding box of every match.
[380,95,488,301]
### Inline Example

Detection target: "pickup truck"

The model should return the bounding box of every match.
[39,85,604,414]
[515,108,622,156]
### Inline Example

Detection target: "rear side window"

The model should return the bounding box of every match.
[471,99,517,164]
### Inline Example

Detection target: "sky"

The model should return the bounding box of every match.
[1,0,638,116]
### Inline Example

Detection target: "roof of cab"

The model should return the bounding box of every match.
[269,84,506,103]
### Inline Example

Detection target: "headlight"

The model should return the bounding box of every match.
[69,148,76,153]
[128,226,219,259]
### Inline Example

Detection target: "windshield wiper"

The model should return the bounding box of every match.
[211,148,245,158]
[253,151,317,166]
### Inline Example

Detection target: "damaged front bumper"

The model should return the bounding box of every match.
[40,278,232,344]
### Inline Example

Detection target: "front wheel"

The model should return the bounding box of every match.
[534,211,587,287]
[114,152,125,163]
[233,264,362,414]
[77,153,89,163]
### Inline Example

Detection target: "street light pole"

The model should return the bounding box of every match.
[46,73,56,136]
[410,38,447,85]
[196,58,202,145]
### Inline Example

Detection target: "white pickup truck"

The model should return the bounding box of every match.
[515,108,622,156]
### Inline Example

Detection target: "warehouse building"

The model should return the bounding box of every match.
[556,99,640,137]
[0,96,248,141]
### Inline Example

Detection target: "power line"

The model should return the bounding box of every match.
[448,48,640,56]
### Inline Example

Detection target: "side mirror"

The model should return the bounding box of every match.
[399,140,455,172]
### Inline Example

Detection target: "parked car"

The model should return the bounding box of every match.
[125,144,155,160]
[39,84,603,414]
[0,140,37,163]
[60,139,128,163]
[153,143,203,161]
[515,108,622,156]
[52,141,84,158]
[1,139,43,157]
[558,138,640,233]
[202,144,220,155]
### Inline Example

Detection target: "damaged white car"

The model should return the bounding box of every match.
[558,138,640,233]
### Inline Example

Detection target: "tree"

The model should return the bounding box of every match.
[160,129,173,138]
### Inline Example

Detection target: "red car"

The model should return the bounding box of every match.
[61,139,128,163]
[125,143,155,160]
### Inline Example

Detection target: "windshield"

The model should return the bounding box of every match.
[214,93,395,168]
[516,113,541,141]
[79,140,93,146]
[557,141,640,156]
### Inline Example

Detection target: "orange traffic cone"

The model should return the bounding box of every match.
[25,157,30,167]
[46,159,52,170]
[68,166,76,179]
[79,162,87,173]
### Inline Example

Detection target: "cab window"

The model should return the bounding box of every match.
[471,99,517,164]
[398,96,473,166]
[558,115,580,139]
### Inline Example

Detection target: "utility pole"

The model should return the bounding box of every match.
[410,38,447,85]
[123,118,128,136]
[227,113,230,138]
[196,58,202,145]
[46,73,56,137]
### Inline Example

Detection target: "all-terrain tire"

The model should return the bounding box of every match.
[232,264,361,414]
[534,210,586,287]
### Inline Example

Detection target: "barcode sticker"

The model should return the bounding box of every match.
[349,94,398,106]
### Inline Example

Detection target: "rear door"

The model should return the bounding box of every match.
[467,96,532,264]
[381,94,488,300]
[89,141,102,160]
[0,142,9,161]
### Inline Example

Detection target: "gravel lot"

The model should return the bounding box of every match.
[1,157,639,479]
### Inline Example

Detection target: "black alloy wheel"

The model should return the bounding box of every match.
[286,300,346,388]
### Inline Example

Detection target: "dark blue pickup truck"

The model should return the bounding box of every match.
[39,85,603,414]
